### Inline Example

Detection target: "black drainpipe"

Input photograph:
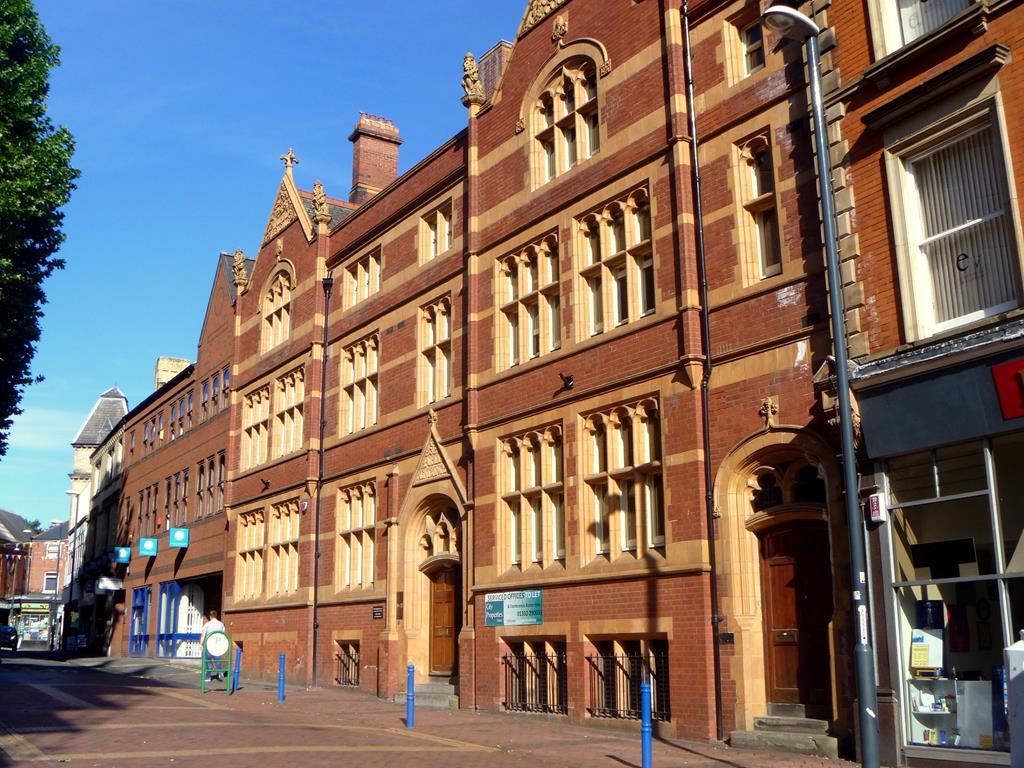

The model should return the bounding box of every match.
[682,0,724,742]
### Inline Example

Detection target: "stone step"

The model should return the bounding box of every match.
[416,681,457,694]
[391,690,459,709]
[391,678,459,710]
[753,715,830,734]
[730,729,838,759]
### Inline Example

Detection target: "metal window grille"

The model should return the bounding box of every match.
[502,650,568,714]
[586,647,670,721]
[335,644,360,687]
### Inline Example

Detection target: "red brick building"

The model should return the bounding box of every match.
[220,0,852,756]
[113,254,244,659]
[821,0,1024,764]
[89,0,1024,764]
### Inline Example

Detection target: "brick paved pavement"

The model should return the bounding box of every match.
[0,653,858,768]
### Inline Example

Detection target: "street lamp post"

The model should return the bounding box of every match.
[310,271,333,689]
[761,7,879,768]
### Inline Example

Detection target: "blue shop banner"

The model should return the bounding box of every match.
[169,528,190,548]
[484,589,543,627]
[114,547,131,564]
[139,538,158,557]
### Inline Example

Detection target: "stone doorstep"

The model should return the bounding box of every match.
[729,729,840,759]
[753,715,830,734]
[391,678,459,709]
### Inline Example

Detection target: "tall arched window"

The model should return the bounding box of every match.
[262,270,292,352]
[534,58,600,186]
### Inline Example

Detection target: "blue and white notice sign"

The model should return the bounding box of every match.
[139,538,158,557]
[169,528,190,548]
[484,590,543,627]
[114,547,131,564]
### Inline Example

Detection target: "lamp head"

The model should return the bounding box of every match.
[762,5,820,39]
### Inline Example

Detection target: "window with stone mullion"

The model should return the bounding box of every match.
[236,511,265,599]
[500,238,561,369]
[343,336,379,434]
[535,62,599,184]
[337,483,376,589]
[242,386,270,469]
[421,300,451,404]
[262,272,292,352]
[268,502,300,596]
[274,368,304,458]
[583,401,664,562]
[501,428,564,570]
[578,191,654,339]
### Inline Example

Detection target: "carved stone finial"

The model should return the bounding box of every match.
[232,248,248,290]
[312,180,331,224]
[759,397,779,430]
[280,148,300,175]
[427,408,438,427]
[461,53,486,107]
[552,15,568,42]
[514,117,525,134]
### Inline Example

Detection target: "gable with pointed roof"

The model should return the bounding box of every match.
[72,388,128,447]
[262,173,314,245]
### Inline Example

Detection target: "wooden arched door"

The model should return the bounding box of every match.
[429,566,460,675]
[760,521,833,712]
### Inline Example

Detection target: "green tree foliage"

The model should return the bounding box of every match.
[0,0,77,457]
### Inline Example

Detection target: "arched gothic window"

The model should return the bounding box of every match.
[262,270,293,352]
[534,58,600,185]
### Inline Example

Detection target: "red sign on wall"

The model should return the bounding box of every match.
[992,358,1024,420]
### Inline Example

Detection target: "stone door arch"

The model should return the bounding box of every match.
[714,427,841,728]
[389,414,471,683]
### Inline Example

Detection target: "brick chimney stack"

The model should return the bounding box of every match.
[348,113,402,205]
[479,40,513,100]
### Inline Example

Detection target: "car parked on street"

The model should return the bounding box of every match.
[0,624,18,651]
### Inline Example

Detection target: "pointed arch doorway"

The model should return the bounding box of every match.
[747,460,834,715]
[715,428,842,729]
[390,413,472,692]
[417,509,462,676]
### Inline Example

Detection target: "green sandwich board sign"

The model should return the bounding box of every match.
[200,630,234,694]
[484,590,543,626]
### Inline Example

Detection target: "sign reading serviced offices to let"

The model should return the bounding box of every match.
[484,590,543,627]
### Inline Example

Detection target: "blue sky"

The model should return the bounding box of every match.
[0,1,525,525]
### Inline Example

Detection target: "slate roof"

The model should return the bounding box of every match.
[0,509,32,543]
[72,387,129,447]
[218,252,257,302]
[33,521,68,541]
[300,198,354,231]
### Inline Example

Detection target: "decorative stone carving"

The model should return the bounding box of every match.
[312,180,331,224]
[514,117,525,134]
[519,0,569,36]
[599,59,612,77]
[552,14,568,42]
[231,248,248,290]
[427,408,438,426]
[759,396,779,430]
[461,53,485,106]
[415,438,448,483]
[263,182,297,244]
[275,238,284,259]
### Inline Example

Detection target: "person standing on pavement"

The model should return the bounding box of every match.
[200,610,226,680]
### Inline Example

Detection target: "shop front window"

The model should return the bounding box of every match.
[885,433,1024,754]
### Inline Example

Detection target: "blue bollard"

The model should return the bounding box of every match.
[405,663,415,729]
[232,646,242,694]
[641,682,652,768]
[278,652,286,702]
